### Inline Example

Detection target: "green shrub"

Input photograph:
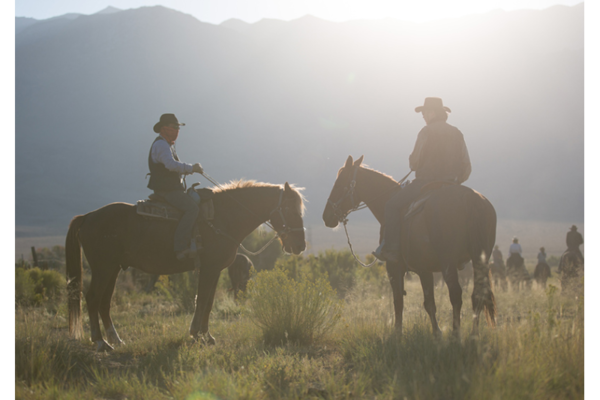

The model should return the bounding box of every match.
[247,267,342,345]
[276,249,358,297]
[15,267,36,306]
[15,267,64,307]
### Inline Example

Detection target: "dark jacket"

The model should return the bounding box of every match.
[409,121,471,183]
[566,230,583,251]
[147,137,186,192]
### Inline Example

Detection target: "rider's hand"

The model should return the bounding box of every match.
[192,163,204,174]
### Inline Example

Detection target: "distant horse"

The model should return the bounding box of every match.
[322,156,496,337]
[228,253,253,301]
[66,181,306,351]
[558,249,584,292]
[506,253,532,291]
[489,261,508,292]
[533,262,552,289]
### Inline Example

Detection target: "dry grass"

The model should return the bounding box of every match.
[15,266,583,399]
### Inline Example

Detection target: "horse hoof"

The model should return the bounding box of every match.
[198,332,216,346]
[96,340,114,352]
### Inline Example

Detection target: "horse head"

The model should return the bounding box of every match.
[322,155,364,228]
[270,182,307,254]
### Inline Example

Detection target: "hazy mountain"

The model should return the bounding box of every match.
[15,4,584,238]
[220,18,251,33]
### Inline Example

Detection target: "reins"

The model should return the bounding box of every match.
[328,166,412,268]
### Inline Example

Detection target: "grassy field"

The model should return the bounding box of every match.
[15,258,583,400]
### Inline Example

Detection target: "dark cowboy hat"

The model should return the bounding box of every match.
[153,113,186,133]
[415,97,451,113]
[570,225,578,230]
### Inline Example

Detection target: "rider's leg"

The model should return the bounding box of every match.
[163,190,199,259]
[374,181,424,262]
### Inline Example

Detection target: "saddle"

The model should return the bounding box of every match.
[136,187,215,222]
[403,181,457,220]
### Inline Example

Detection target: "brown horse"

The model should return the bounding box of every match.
[66,181,306,351]
[228,253,253,301]
[558,249,584,292]
[490,261,508,292]
[506,253,532,291]
[533,262,551,289]
[322,156,496,336]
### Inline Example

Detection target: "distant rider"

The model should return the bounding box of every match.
[508,237,522,258]
[566,225,584,261]
[492,245,504,266]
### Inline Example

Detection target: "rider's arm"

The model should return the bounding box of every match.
[409,128,427,171]
[151,140,193,174]
[457,131,471,184]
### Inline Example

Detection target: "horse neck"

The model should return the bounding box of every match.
[356,167,398,225]
[216,186,282,242]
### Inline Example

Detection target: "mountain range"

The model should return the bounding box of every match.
[15,4,584,238]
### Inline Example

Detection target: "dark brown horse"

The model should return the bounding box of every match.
[67,181,306,351]
[533,262,551,289]
[228,253,253,301]
[558,249,584,292]
[322,156,496,336]
[506,253,532,291]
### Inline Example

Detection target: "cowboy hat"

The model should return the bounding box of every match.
[153,113,186,133]
[415,97,451,113]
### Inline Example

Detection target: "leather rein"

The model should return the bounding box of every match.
[326,165,412,267]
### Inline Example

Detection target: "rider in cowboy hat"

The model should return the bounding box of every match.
[566,225,584,260]
[373,97,471,263]
[147,113,204,260]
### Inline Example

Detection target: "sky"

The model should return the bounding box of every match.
[15,0,584,24]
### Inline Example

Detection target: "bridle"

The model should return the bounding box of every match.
[326,165,412,267]
[269,188,305,241]
[205,185,305,256]
[326,164,369,224]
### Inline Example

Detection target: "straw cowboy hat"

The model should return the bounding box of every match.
[153,113,186,133]
[415,97,451,113]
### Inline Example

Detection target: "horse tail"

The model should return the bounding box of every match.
[467,193,497,327]
[66,214,86,339]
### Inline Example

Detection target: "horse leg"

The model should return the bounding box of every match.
[85,260,115,352]
[386,260,405,334]
[418,272,441,337]
[98,266,124,347]
[442,264,462,337]
[189,268,220,343]
[199,273,221,345]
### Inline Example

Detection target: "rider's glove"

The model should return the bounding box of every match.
[192,163,204,174]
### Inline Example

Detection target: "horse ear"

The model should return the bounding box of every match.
[353,155,364,167]
[344,155,354,169]
[284,182,292,193]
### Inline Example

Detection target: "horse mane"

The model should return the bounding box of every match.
[212,179,306,215]
[358,164,398,185]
